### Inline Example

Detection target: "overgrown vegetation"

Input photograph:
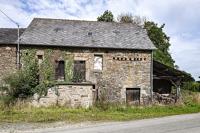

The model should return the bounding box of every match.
[0,102,200,123]
[0,60,39,105]
[182,82,200,92]
[0,89,199,123]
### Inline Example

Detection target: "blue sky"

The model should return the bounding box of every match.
[0,0,200,80]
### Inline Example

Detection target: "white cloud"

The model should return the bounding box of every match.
[170,36,200,80]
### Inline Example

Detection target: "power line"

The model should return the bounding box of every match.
[0,9,20,69]
[0,9,19,26]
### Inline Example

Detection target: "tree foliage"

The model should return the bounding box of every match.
[117,13,133,23]
[117,14,145,26]
[97,10,114,22]
[144,21,175,67]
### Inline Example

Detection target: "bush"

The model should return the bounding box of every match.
[182,82,200,92]
[0,61,40,105]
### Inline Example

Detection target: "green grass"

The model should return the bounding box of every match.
[0,90,200,123]
[0,104,200,123]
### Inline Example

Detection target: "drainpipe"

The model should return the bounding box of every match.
[150,51,153,103]
[17,25,20,69]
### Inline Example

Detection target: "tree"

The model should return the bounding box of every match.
[117,13,133,23]
[97,10,114,22]
[117,13,145,25]
[144,21,175,67]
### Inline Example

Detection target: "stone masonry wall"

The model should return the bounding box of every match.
[1,45,152,105]
[32,84,94,108]
[20,46,152,104]
[0,45,16,82]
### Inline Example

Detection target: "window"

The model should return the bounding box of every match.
[73,61,86,82]
[55,60,65,81]
[126,88,140,105]
[37,55,43,65]
[94,55,103,71]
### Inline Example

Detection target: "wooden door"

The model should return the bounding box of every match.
[126,88,140,105]
[73,60,86,82]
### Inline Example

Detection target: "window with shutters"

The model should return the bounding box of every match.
[55,60,65,81]
[73,60,86,82]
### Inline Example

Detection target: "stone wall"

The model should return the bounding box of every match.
[32,84,94,108]
[20,46,152,104]
[0,45,16,82]
[1,45,152,105]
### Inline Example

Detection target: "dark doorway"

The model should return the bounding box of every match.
[73,60,86,82]
[126,88,140,105]
[55,60,65,81]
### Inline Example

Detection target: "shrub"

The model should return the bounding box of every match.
[0,61,39,105]
[182,82,200,92]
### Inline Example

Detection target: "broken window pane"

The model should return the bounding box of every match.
[94,55,103,70]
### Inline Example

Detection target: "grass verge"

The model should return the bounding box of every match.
[0,90,200,123]
[0,104,200,123]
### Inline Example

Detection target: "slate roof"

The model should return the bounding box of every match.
[0,28,25,44]
[19,18,156,50]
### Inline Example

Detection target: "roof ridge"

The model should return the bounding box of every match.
[33,17,142,26]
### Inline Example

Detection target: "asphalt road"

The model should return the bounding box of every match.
[19,113,200,133]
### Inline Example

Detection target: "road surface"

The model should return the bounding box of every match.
[12,113,200,133]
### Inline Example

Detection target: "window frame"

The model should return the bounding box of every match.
[93,54,103,71]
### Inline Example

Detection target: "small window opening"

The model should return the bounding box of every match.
[94,55,103,71]
[37,55,43,65]
[55,60,65,81]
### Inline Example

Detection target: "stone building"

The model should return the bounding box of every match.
[0,18,156,107]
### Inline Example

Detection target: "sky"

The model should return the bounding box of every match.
[0,0,200,80]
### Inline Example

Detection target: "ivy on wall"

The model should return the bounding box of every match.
[40,49,54,83]
[61,50,74,83]
[21,48,74,84]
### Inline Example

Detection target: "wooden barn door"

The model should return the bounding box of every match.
[126,88,140,105]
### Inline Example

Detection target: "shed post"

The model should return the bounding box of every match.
[176,79,181,102]
[150,51,153,102]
